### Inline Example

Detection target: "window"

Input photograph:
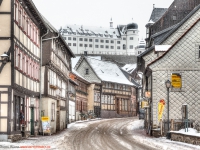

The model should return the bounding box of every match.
[172,15,177,20]
[14,1,19,23]
[122,99,128,111]
[19,51,23,71]
[63,37,66,40]
[73,43,76,46]
[117,41,120,44]
[111,46,114,49]
[79,43,83,47]
[95,45,99,48]
[123,44,126,50]
[84,38,88,42]
[51,103,55,121]
[68,37,71,40]
[117,46,120,49]
[95,39,99,42]
[79,38,83,41]
[106,45,109,49]
[100,40,104,43]
[84,44,87,47]
[111,40,114,43]
[89,39,92,42]
[123,37,126,40]
[198,46,200,58]
[130,37,134,40]
[89,44,92,48]
[106,40,109,43]
[130,45,133,49]
[68,43,71,46]
[85,68,89,75]
[62,81,66,97]
[100,45,104,48]
[73,37,76,41]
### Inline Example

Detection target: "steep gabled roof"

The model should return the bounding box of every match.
[138,4,200,58]
[42,16,75,58]
[75,56,134,86]
[85,57,134,86]
[149,8,168,22]
[26,0,48,35]
[147,17,200,68]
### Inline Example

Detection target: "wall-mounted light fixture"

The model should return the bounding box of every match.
[0,52,9,64]
[0,52,10,73]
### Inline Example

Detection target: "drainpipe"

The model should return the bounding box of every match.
[39,29,49,133]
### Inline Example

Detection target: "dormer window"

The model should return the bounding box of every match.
[85,68,89,75]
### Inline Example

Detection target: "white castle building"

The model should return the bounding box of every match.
[135,40,146,56]
[59,20,139,55]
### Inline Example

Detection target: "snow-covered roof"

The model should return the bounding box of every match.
[61,24,120,39]
[71,56,101,69]
[121,64,137,74]
[86,57,134,86]
[155,45,171,52]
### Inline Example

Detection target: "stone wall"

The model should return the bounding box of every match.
[171,132,200,145]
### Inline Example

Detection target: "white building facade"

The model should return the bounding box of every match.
[59,21,139,55]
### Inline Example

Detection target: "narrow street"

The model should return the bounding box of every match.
[58,118,157,150]
[11,117,200,150]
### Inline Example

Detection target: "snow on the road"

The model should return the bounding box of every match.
[1,119,200,150]
[126,120,200,150]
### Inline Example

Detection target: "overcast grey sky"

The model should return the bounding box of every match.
[32,0,174,40]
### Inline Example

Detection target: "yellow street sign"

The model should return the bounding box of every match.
[141,101,148,108]
[41,116,49,122]
[171,74,181,88]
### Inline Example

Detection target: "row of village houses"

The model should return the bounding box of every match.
[0,0,140,141]
[137,0,200,137]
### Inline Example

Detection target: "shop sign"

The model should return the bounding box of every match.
[171,73,181,88]
[158,99,165,121]
[141,101,148,108]
[41,116,51,134]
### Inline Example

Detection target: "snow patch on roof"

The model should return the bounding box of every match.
[86,57,134,86]
[62,24,120,39]
[155,45,171,52]
[122,64,137,73]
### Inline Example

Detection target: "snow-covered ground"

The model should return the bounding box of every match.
[0,118,200,150]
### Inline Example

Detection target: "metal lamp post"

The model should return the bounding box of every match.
[165,80,171,139]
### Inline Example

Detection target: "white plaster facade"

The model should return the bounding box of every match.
[60,22,139,55]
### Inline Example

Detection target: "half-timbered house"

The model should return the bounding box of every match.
[68,72,77,123]
[40,17,75,133]
[0,0,48,141]
[74,56,137,118]
[72,69,90,121]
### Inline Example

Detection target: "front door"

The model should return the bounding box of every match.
[14,96,20,131]
[116,98,120,114]
[30,107,34,135]
[56,111,60,131]
[94,106,100,118]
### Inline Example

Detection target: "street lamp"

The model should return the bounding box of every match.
[0,52,9,64]
[165,79,171,139]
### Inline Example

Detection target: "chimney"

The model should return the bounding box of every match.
[153,4,155,9]
[84,51,87,56]
[110,18,113,28]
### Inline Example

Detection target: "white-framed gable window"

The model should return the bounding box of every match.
[85,68,89,75]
